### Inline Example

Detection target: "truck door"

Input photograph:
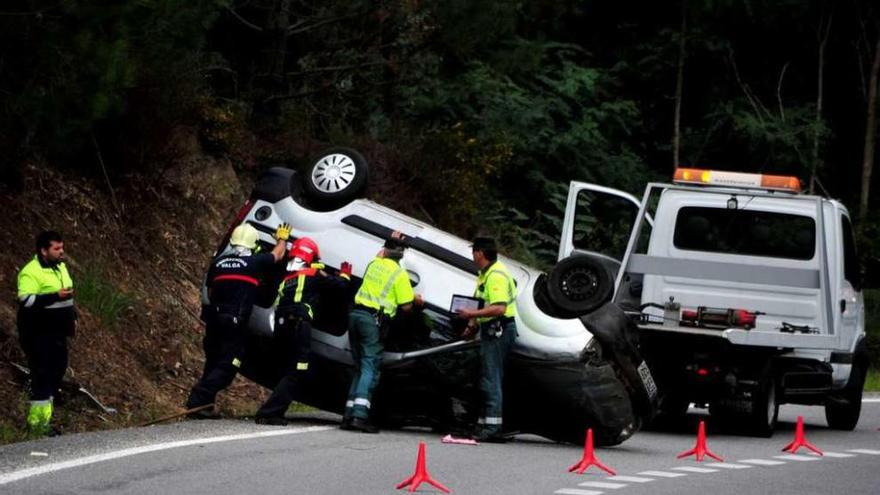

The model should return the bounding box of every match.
[558,181,648,262]
[837,213,865,355]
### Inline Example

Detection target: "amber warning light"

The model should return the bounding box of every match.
[673,168,802,193]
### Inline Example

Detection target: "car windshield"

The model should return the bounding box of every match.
[673,206,816,260]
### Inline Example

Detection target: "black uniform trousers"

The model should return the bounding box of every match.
[256,315,312,419]
[19,326,68,401]
[186,311,247,408]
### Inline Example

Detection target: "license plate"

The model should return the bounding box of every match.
[637,360,658,400]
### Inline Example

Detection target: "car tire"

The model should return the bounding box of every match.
[825,359,866,431]
[302,147,369,210]
[547,255,614,316]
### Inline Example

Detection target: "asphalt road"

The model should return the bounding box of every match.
[1,399,879,495]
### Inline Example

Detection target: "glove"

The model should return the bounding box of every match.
[275,223,292,241]
[340,262,353,279]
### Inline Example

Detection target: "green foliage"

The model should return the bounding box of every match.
[75,265,134,327]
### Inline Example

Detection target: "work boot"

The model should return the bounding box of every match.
[349,417,379,434]
[472,429,509,443]
[255,416,288,426]
[340,416,355,431]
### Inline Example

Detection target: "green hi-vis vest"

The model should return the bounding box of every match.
[17,256,74,310]
[354,257,414,318]
[474,260,517,324]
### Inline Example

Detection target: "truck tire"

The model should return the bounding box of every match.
[547,255,614,316]
[302,147,368,210]
[825,360,866,431]
[746,376,778,438]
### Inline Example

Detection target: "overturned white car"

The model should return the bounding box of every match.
[208,148,658,445]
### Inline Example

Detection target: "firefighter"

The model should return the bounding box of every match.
[17,230,76,436]
[342,232,422,433]
[186,222,290,416]
[255,237,353,425]
[456,235,518,443]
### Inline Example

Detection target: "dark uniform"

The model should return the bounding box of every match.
[255,263,350,421]
[186,250,277,409]
[17,254,76,434]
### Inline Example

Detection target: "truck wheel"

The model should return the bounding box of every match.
[825,360,866,431]
[302,147,369,210]
[746,376,778,438]
[547,255,614,315]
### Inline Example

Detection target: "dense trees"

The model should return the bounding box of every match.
[0,0,878,277]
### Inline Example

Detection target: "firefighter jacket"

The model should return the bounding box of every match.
[206,252,276,320]
[17,255,76,335]
[276,264,350,321]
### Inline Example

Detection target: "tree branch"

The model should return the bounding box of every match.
[226,6,263,32]
[776,61,790,122]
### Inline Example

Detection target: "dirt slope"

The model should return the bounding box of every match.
[0,131,271,442]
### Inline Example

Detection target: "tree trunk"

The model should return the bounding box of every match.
[271,0,292,84]
[860,36,880,219]
[810,14,832,194]
[672,0,687,170]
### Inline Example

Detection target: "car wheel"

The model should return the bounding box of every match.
[547,255,614,315]
[302,147,369,210]
[825,359,866,431]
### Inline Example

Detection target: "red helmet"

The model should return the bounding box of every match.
[290,237,320,263]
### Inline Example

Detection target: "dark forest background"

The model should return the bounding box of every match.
[1,0,879,278]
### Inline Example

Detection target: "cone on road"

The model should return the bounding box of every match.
[781,416,823,456]
[677,420,723,462]
[568,428,617,475]
[396,441,450,493]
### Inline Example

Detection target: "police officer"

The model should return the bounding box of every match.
[456,236,518,443]
[186,222,290,415]
[342,232,422,433]
[255,237,353,425]
[17,230,76,436]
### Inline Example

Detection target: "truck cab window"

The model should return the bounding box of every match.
[841,215,861,291]
[673,206,816,260]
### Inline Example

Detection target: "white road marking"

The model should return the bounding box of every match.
[0,426,333,486]
[821,452,855,458]
[862,398,880,403]
[555,489,603,495]
[578,481,628,489]
[739,459,786,466]
[638,470,687,478]
[847,449,880,455]
[706,462,752,469]
[607,475,654,483]
[672,466,718,473]
[774,454,821,461]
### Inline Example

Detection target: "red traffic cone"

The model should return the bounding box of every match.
[677,420,723,462]
[781,416,822,456]
[568,428,617,475]
[396,441,450,493]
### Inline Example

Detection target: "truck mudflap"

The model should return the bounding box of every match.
[579,302,659,422]
[504,355,638,446]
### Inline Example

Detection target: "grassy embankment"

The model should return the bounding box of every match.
[866,289,879,391]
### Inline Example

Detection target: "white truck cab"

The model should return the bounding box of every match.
[559,168,867,436]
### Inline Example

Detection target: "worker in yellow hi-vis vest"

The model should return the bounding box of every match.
[342,231,422,433]
[17,230,76,436]
[457,235,518,443]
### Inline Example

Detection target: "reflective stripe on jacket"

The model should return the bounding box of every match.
[474,260,517,323]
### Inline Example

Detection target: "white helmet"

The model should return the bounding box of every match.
[229,224,259,250]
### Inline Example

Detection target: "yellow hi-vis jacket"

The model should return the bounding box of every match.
[17,255,76,333]
[474,260,517,324]
[354,257,413,318]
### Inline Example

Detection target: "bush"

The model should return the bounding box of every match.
[74,265,134,327]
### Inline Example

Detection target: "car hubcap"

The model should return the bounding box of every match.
[311,154,357,193]
[560,266,599,301]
